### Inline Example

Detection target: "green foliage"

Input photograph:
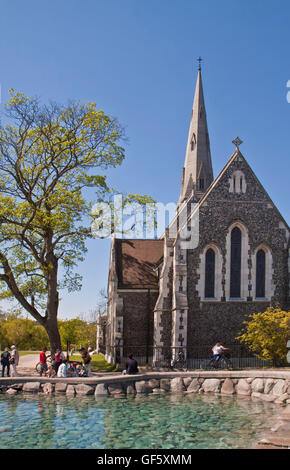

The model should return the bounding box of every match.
[58,318,97,350]
[0,90,154,352]
[237,307,290,367]
[0,315,96,351]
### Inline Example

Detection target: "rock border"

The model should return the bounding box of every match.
[0,372,289,405]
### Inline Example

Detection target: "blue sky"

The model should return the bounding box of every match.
[0,0,289,318]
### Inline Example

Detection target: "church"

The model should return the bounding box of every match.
[104,65,290,367]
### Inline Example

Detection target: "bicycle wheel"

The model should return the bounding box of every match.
[204,359,216,370]
[219,357,232,370]
[35,362,41,373]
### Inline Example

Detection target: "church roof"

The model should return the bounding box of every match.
[114,239,164,289]
[178,67,213,204]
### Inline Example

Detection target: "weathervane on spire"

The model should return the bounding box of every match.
[232,136,243,150]
[197,56,202,70]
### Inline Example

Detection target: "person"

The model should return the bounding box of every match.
[39,347,48,377]
[54,349,63,374]
[46,363,56,377]
[57,359,68,378]
[123,353,139,375]
[87,343,93,353]
[212,342,229,363]
[10,345,19,377]
[80,347,92,376]
[1,348,11,377]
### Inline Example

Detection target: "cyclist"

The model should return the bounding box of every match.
[212,342,229,365]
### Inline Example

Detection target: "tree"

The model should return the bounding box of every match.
[0,90,154,355]
[237,307,290,367]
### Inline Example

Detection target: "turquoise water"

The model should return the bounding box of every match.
[0,393,279,449]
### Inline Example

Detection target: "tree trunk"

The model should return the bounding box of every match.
[45,316,62,358]
[45,245,62,357]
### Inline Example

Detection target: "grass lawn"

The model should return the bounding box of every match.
[68,354,117,372]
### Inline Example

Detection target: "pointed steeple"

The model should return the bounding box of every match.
[178,65,213,205]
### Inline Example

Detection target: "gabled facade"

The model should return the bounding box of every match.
[105,68,290,367]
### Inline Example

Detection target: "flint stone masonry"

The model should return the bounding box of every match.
[1,371,290,406]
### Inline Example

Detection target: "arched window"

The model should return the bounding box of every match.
[256,249,266,297]
[230,227,241,297]
[205,248,215,298]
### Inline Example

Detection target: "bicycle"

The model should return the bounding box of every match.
[203,352,233,371]
[35,354,52,373]
[172,351,186,370]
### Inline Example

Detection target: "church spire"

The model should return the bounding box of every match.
[178,63,213,205]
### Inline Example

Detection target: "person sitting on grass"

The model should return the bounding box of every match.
[122,353,139,375]
[46,363,56,378]
[57,359,68,378]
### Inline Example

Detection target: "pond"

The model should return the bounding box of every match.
[0,393,279,449]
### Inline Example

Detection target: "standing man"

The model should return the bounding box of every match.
[39,347,48,377]
[1,348,11,377]
[10,345,19,377]
[80,348,92,376]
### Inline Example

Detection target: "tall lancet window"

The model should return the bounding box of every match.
[256,249,266,298]
[205,248,215,298]
[230,227,241,297]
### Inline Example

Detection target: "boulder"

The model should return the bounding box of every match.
[22,382,40,393]
[148,379,160,389]
[170,378,185,393]
[274,393,289,404]
[202,379,221,393]
[75,384,95,396]
[124,383,136,395]
[160,379,171,391]
[186,379,200,393]
[183,377,193,388]
[135,381,153,394]
[10,383,23,391]
[264,379,275,394]
[221,378,235,395]
[260,394,277,402]
[42,383,54,394]
[55,382,67,393]
[6,388,17,395]
[108,383,125,395]
[66,385,76,396]
[235,379,251,396]
[95,383,109,397]
[272,380,286,396]
[251,378,264,393]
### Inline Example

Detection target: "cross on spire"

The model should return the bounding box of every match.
[232,136,243,150]
[197,56,202,70]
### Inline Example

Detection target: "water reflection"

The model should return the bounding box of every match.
[0,393,279,449]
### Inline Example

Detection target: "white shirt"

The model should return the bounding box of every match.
[213,345,223,355]
[57,363,67,377]
[11,349,19,365]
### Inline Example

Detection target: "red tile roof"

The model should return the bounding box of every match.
[115,239,164,288]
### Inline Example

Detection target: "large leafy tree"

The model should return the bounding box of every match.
[237,307,290,367]
[0,90,153,354]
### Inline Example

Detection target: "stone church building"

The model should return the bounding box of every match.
[105,67,289,367]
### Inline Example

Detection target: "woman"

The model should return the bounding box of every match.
[80,348,92,376]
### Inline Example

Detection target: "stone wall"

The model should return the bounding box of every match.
[1,371,289,406]
[185,154,289,350]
